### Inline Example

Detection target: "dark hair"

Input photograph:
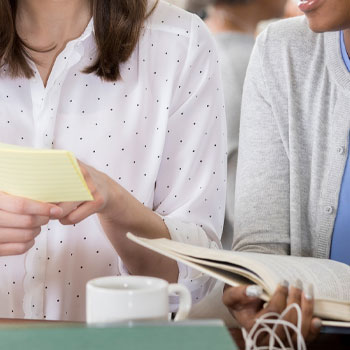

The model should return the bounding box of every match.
[0,0,156,81]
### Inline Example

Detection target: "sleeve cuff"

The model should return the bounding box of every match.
[162,215,221,311]
[118,215,221,312]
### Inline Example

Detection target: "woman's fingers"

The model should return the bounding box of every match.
[0,192,62,217]
[224,281,319,347]
[259,282,289,346]
[223,285,264,330]
[0,227,41,243]
[284,280,303,326]
[59,201,100,225]
[223,285,263,311]
[265,282,319,346]
[58,161,106,226]
[56,202,82,218]
[0,192,63,256]
[307,318,322,342]
[0,240,35,256]
[262,281,289,315]
[298,284,322,342]
[299,284,315,340]
[0,210,50,228]
[59,185,105,225]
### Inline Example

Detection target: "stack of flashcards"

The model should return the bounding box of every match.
[0,143,93,202]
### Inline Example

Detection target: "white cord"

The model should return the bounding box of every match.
[242,303,307,350]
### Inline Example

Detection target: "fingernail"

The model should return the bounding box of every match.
[246,285,263,298]
[293,279,303,291]
[50,207,63,217]
[305,284,314,300]
[280,280,289,288]
[313,319,322,329]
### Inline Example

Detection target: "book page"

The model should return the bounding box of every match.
[0,144,93,202]
[322,320,350,328]
[127,235,350,302]
[233,253,350,302]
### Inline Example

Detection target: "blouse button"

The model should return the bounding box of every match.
[324,206,334,215]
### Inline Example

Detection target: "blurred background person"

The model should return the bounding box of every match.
[184,0,301,20]
[185,0,211,18]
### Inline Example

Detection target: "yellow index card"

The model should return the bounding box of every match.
[0,143,93,202]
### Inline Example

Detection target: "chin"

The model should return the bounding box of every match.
[306,17,338,33]
[307,23,328,33]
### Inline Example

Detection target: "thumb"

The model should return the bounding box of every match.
[223,285,263,312]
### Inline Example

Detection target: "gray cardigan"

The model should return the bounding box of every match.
[233,16,350,258]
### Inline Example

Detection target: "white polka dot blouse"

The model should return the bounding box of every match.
[0,1,227,321]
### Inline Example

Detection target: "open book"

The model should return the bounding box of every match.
[0,143,93,202]
[127,233,350,328]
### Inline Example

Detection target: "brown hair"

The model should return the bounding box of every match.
[0,0,155,81]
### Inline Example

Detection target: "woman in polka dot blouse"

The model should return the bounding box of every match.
[0,0,226,321]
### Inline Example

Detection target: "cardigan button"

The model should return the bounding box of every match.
[337,146,346,155]
[324,206,334,214]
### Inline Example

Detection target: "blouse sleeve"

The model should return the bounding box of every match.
[152,14,227,308]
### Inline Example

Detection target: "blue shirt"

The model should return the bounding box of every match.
[329,31,350,264]
[340,31,350,71]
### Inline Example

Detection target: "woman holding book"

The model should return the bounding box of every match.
[0,0,226,321]
[223,0,350,344]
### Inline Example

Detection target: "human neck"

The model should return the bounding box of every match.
[205,4,261,35]
[344,29,350,58]
[16,0,92,50]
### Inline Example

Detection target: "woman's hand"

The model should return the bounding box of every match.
[223,282,322,346]
[0,192,63,256]
[57,161,121,226]
[56,161,178,281]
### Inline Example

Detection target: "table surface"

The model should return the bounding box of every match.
[0,319,349,350]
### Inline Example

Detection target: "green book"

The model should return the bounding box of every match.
[0,320,237,350]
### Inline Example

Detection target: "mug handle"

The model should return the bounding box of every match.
[168,283,192,321]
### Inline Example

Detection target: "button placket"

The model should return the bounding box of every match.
[24,61,49,310]
[23,226,49,319]
[24,39,87,318]
[33,44,85,150]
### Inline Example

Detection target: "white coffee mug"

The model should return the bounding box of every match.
[86,276,192,324]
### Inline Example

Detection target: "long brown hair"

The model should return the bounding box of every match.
[0,0,155,81]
